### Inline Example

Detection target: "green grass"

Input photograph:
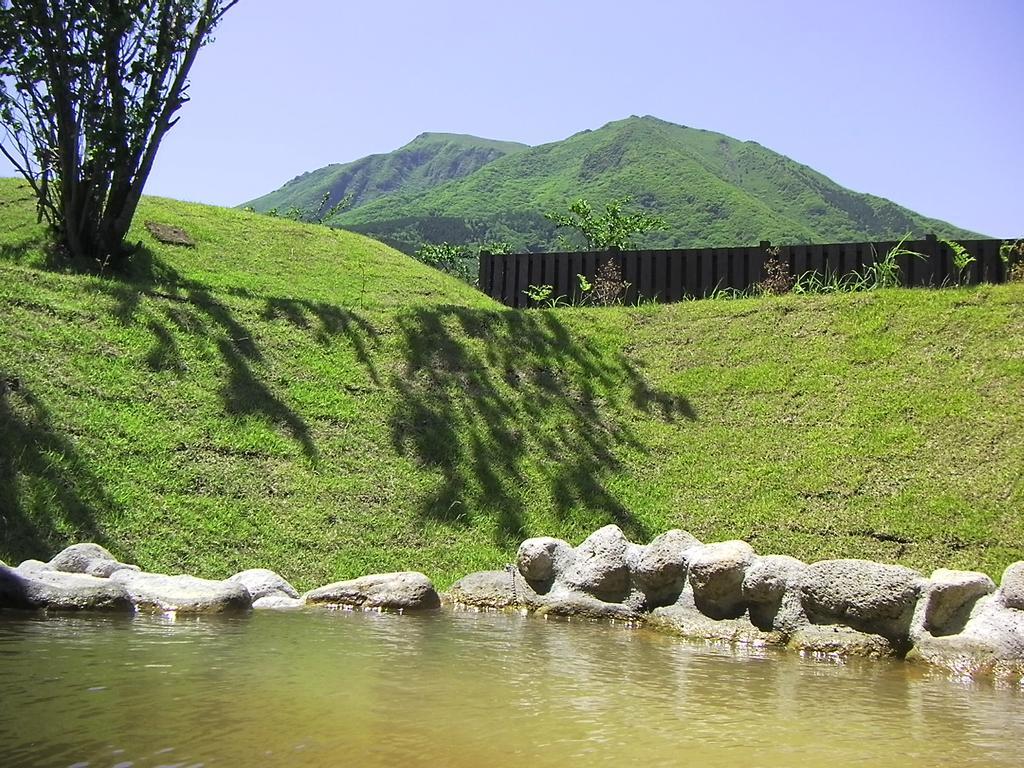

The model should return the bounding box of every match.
[1,178,1022,589]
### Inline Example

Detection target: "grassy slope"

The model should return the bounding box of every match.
[1,179,1021,589]
[244,132,528,215]
[336,116,981,252]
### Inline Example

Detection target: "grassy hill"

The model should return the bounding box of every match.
[1,178,1021,589]
[251,116,982,254]
[244,132,528,219]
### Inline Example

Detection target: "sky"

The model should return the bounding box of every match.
[4,0,1023,236]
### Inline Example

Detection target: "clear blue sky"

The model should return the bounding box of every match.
[7,0,1023,236]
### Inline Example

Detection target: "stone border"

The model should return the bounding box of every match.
[0,543,440,614]
[4,536,1021,678]
[447,525,1024,679]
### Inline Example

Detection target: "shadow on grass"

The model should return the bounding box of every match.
[390,306,695,547]
[3,238,696,552]
[0,384,118,563]
[101,247,330,463]
[264,297,381,386]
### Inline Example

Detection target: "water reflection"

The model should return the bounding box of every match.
[0,609,1020,768]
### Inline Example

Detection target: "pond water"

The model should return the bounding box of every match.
[0,608,1021,768]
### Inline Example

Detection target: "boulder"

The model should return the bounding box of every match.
[516,537,573,585]
[47,542,139,578]
[534,593,641,622]
[914,569,995,637]
[788,624,899,658]
[687,540,756,619]
[632,529,701,607]
[742,555,809,633]
[996,561,1024,610]
[447,569,525,609]
[0,565,133,612]
[304,572,440,611]
[800,559,924,640]
[743,555,807,603]
[110,570,251,613]
[252,594,305,610]
[227,568,299,601]
[909,595,1024,676]
[560,524,631,602]
[16,559,53,576]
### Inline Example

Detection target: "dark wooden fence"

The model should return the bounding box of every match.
[478,235,1016,308]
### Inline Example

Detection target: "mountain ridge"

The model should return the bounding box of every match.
[246,116,982,254]
[245,131,528,216]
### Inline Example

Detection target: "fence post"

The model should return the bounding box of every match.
[922,234,939,286]
[478,250,491,296]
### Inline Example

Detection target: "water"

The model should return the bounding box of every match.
[0,608,1020,768]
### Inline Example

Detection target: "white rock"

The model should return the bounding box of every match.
[111,570,252,613]
[304,572,440,610]
[227,568,299,601]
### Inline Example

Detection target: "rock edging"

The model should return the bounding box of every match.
[447,524,1024,678]
[1,544,440,615]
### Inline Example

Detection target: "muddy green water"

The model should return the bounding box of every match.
[0,609,1021,768]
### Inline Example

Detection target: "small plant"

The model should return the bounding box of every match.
[523,273,601,308]
[545,197,666,251]
[523,283,567,308]
[414,242,478,285]
[757,246,794,296]
[792,269,868,295]
[707,285,750,300]
[866,233,925,290]
[941,239,975,284]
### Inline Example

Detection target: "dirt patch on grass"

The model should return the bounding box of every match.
[145,221,195,247]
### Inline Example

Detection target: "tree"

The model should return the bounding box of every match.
[0,0,239,268]
[545,196,666,250]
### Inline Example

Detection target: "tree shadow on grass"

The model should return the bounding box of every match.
[97,248,330,463]
[263,297,381,386]
[391,306,695,547]
[0,384,118,563]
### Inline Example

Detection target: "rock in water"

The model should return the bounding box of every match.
[632,529,701,608]
[687,540,756,619]
[47,543,139,578]
[227,568,300,601]
[110,570,252,613]
[0,566,133,612]
[914,569,995,637]
[448,570,522,609]
[516,537,573,584]
[788,624,899,658]
[800,559,924,640]
[742,554,809,632]
[304,572,440,610]
[252,594,305,610]
[560,524,631,602]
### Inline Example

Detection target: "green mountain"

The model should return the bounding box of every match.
[244,132,528,217]
[250,116,981,254]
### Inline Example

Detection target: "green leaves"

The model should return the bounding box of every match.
[414,242,478,285]
[545,196,666,251]
[0,0,239,266]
